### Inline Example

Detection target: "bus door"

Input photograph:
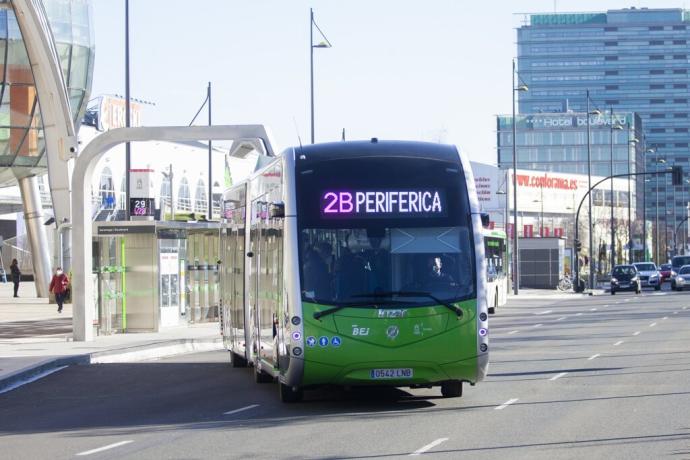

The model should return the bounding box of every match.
[219,228,233,346]
[248,199,263,364]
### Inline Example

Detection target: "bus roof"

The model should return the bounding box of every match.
[291,140,461,165]
[483,229,506,239]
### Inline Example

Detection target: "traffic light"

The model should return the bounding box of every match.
[672,166,683,186]
[575,239,582,253]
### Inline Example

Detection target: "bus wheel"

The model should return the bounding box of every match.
[280,383,303,403]
[231,352,247,368]
[440,380,462,398]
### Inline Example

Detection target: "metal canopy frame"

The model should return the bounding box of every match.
[71,125,276,341]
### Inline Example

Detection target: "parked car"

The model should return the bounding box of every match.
[672,265,690,291]
[632,262,661,291]
[610,265,641,295]
[659,263,675,283]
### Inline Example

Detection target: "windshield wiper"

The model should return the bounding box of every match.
[351,291,463,317]
[312,299,410,320]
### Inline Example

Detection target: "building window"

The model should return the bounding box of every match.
[605,27,618,32]
[650,99,665,104]
[674,40,687,45]
[673,69,687,74]
[674,113,688,118]
[675,143,689,148]
[673,25,686,31]
[649,55,664,60]
[649,26,663,31]
[177,178,191,211]
[651,128,665,133]
[674,128,689,133]
[605,56,618,61]
[650,70,665,75]
[98,167,115,209]
[160,174,171,210]
[650,40,664,45]
[604,41,617,46]
[605,85,619,90]
[650,84,665,89]
[194,178,207,213]
[605,70,619,75]
[604,100,619,105]
[674,55,687,60]
[674,99,688,104]
[650,113,665,118]
[674,84,688,89]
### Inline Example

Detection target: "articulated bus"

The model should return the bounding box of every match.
[483,229,508,314]
[219,140,489,402]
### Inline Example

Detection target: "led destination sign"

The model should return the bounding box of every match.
[321,189,446,218]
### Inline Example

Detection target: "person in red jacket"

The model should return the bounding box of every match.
[49,267,69,313]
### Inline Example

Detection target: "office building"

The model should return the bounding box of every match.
[516,7,690,260]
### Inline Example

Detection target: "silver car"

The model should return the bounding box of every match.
[673,265,690,291]
[633,262,661,291]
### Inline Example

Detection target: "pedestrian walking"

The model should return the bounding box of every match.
[49,267,69,313]
[10,258,20,297]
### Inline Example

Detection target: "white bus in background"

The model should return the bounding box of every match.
[484,229,508,314]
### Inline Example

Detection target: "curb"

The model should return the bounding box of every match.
[0,337,223,394]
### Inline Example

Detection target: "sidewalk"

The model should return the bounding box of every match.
[509,287,607,299]
[0,281,223,393]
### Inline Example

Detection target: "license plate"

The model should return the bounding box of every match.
[369,368,413,379]
[620,283,630,287]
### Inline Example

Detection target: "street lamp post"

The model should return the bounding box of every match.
[627,135,638,263]
[657,155,666,263]
[310,8,332,144]
[610,108,623,271]
[125,0,131,219]
[511,59,528,295]
[587,94,593,289]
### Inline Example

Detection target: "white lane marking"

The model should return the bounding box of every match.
[683,307,687,310]
[549,372,567,381]
[536,310,553,315]
[649,322,657,328]
[614,340,624,346]
[557,316,567,321]
[223,404,260,416]
[588,354,601,360]
[508,330,519,335]
[409,438,449,456]
[495,398,519,410]
[76,441,133,456]
[576,313,583,316]
[0,365,68,395]
[673,311,678,314]
[662,317,668,320]
[602,304,609,307]
[633,331,641,336]
[590,308,597,311]
[533,324,543,328]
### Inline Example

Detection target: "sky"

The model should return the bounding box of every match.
[89,1,681,165]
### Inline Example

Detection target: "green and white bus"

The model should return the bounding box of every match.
[484,229,508,314]
[219,140,489,402]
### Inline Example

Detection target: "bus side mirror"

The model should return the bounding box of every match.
[480,213,490,228]
[269,201,285,218]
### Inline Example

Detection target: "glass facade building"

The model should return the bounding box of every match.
[496,112,645,262]
[0,0,93,186]
[517,8,690,258]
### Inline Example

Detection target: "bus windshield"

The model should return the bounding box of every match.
[300,226,475,306]
[296,153,475,307]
